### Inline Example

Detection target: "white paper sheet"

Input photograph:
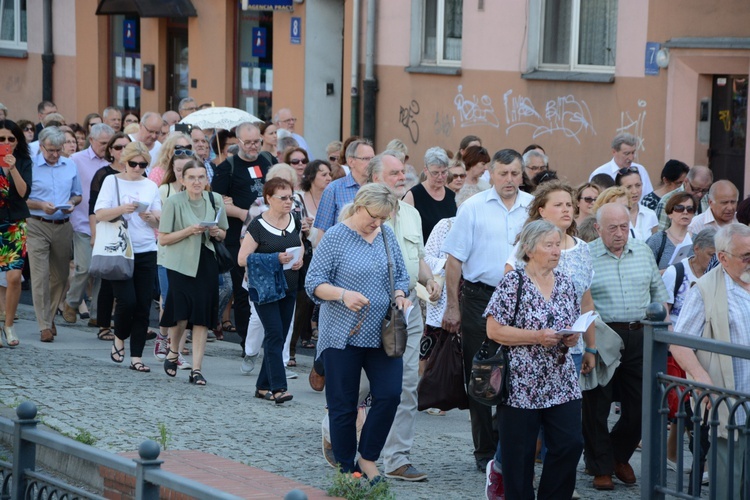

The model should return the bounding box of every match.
[283,246,303,270]
[556,311,599,335]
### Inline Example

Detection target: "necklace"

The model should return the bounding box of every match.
[688,257,704,277]
[308,190,319,210]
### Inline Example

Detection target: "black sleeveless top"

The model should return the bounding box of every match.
[408,183,457,243]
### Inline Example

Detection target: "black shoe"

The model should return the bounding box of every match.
[476,457,491,472]
[145,330,157,341]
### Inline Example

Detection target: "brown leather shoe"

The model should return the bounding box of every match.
[309,366,325,392]
[50,323,57,336]
[593,474,614,490]
[62,302,77,323]
[614,462,636,484]
[40,329,54,343]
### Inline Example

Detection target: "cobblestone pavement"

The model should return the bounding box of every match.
[0,304,703,499]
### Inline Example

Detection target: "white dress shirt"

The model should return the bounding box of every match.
[589,159,654,201]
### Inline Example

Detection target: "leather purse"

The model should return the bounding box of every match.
[380,229,408,358]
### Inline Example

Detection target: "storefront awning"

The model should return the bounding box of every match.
[95,0,197,18]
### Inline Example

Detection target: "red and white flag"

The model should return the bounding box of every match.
[248,166,263,179]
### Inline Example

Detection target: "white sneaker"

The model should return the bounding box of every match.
[240,354,257,375]
[177,353,191,370]
[286,368,298,379]
[702,471,709,485]
[153,334,169,360]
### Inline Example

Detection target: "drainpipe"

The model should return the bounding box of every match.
[42,0,54,101]
[362,0,377,143]
[350,0,361,137]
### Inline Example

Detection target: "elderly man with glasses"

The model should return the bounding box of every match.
[128,112,163,169]
[26,127,83,342]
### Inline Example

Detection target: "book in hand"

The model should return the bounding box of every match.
[555,311,598,335]
[134,201,150,213]
[200,206,222,227]
[55,204,73,211]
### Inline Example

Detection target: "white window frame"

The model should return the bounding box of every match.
[0,0,27,51]
[538,0,616,74]
[421,0,462,67]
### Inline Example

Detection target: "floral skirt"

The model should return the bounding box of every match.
[0,220,27,272]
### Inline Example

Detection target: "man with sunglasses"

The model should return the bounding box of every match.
[128,112,163,169]
[671,223,750,499]
[656,165,714,231]
[687,180,739,236]
[26,127,83,342]
[60,123,115,325]
[589,133,654,202]
[584,203,669,490]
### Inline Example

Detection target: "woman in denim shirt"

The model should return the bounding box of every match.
[305,183,410,482]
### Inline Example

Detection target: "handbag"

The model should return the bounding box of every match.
[417,332,470,411]
[207,192,234,274]
[380,229,408,358]
[89,177,134,280]
[467,270,524,406]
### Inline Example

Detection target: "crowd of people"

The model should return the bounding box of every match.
[1,97,750,499]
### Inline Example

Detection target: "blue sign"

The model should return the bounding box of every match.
[123,20,136,50]
[252,27,267,58]
[291,17,301,45]
[243,0,293,11]
[645,42,660,76]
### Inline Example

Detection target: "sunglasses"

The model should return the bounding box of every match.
[174,144,193,150]
[111,144,127,151]
[672,204,696,214]
[128,161,149,169]
[328,155,339,162]
[272,195,294,202]
[23,127,33,132]
[579,196,597,204]
[0,136,17,143]
[617,166,639,176]
[451,173,467,179]
[289,158,308,166]
[173,149,195,157]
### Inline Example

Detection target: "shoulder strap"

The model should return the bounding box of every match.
[227,155,236,192]
[656,231,668,264]
[381,229,396,303]
[673,262,685,299]
[512,270,524,325]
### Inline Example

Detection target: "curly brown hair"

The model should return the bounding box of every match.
[525,180,578,236]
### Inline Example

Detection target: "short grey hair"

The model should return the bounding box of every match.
[39,126,65,147]
[366,150,402,183]
[708,179,739,202]
[386,139,407,157]
[715,223,750,255]
[178,97,196,111]
[424,147,449,169]
[522,149,548,167]
[515,219,563,263]
[692,228,717,251]
[140,111,160,125]
[492,148,524,171]
[345,139,372,160]
[686,165,713,184]
[611,133,638,151]
[102,106,121,118]
[266,163,298,186]
[235,121,259,136]
[90,123,114,140]
[277,136,299,154]
[595,202,630,225]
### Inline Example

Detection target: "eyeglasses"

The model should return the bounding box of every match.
[175,144,193,150]
[364,206,390,222]
[687,180,710,195]
[127,161,149,169]
[526,164,548,173]
[280,118,297,124]
[328,155,339,162]
[23,127,33,132]
[671,204,696,214]
[353,156,374,162]
[617,166,639,176]
[579,197,597,204]
[238,138,262,148]
[451,173,467,179]
[141,124,160,136]
[289,158,308,166]
[272,195,294,202]
[427,169,448,177]
[724,252,750,264]
[41,144,61,155]
[111,144,127,151]
[181,106,197,112]
[173,149,195,157]
[0,136,17,143]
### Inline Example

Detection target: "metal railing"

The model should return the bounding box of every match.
[0,401,308,500]
[642,304,750,499]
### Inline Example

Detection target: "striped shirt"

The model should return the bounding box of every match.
[588,237,669,322]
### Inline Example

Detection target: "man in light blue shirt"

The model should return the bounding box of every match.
[26,127,82,342]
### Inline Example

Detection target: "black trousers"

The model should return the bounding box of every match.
[96,278,114,328]
[110,251,157,358]
[228,244,250,347]
[461,281,498,461]
[582,326,643,475]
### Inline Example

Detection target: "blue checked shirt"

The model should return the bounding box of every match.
[588,237,669,322]
[313,173,361,233]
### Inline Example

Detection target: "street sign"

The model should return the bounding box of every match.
[291,17,301,45]
[242,0,293,11]
[123,20,136,50]
[252,27,267,58]
[645,42,660,76]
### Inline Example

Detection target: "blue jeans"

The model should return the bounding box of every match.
[157,265,169,309]
[324,344,403,473]
[254,293,296,393]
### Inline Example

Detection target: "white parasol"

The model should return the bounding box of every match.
[179,106,261,131]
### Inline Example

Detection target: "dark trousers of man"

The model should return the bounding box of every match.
[110,252,157,358]
[461,280,498,464]
[228,244,250,348]
[583,325,643,475]
[254,293,296,393]
[499,399,583,499]
[324,344,403,473]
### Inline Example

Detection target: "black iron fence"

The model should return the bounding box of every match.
[642,304,750,499]
[0,401,261,500]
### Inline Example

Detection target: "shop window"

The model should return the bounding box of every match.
[540,0,617,72]
[0,0,27,50]
[422,0,462,66]
[237,10,273,120]
[110,15,141,115]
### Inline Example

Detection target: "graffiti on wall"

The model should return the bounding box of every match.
[502,90,596,144]
[453,85,501,129]
[434,110,455,138]
[617,100,648,151]
[399,100,421,144]
[1,74,24,93]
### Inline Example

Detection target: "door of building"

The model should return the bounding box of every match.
[167,25,189,112]
[710,75,748,198]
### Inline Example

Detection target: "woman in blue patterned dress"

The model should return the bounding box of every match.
[305,183,410,481]
[485,220,583,499]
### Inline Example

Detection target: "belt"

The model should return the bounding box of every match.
[607,321,643,331]
[465,280,496,292]
[30,216,69,225]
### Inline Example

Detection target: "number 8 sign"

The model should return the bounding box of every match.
[291,17,301,45]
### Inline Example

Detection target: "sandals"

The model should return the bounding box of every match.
[163,349,179,377]
[129,361,151,373]
[311,327,319,340]
[189,369,207,386]
[221,320,237,333]
[97,328,115,341]
[287,357,297,367]
[300,340,315,349]
[110,341,125,363]
[255,389,274,400]
[273,391,293,405]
